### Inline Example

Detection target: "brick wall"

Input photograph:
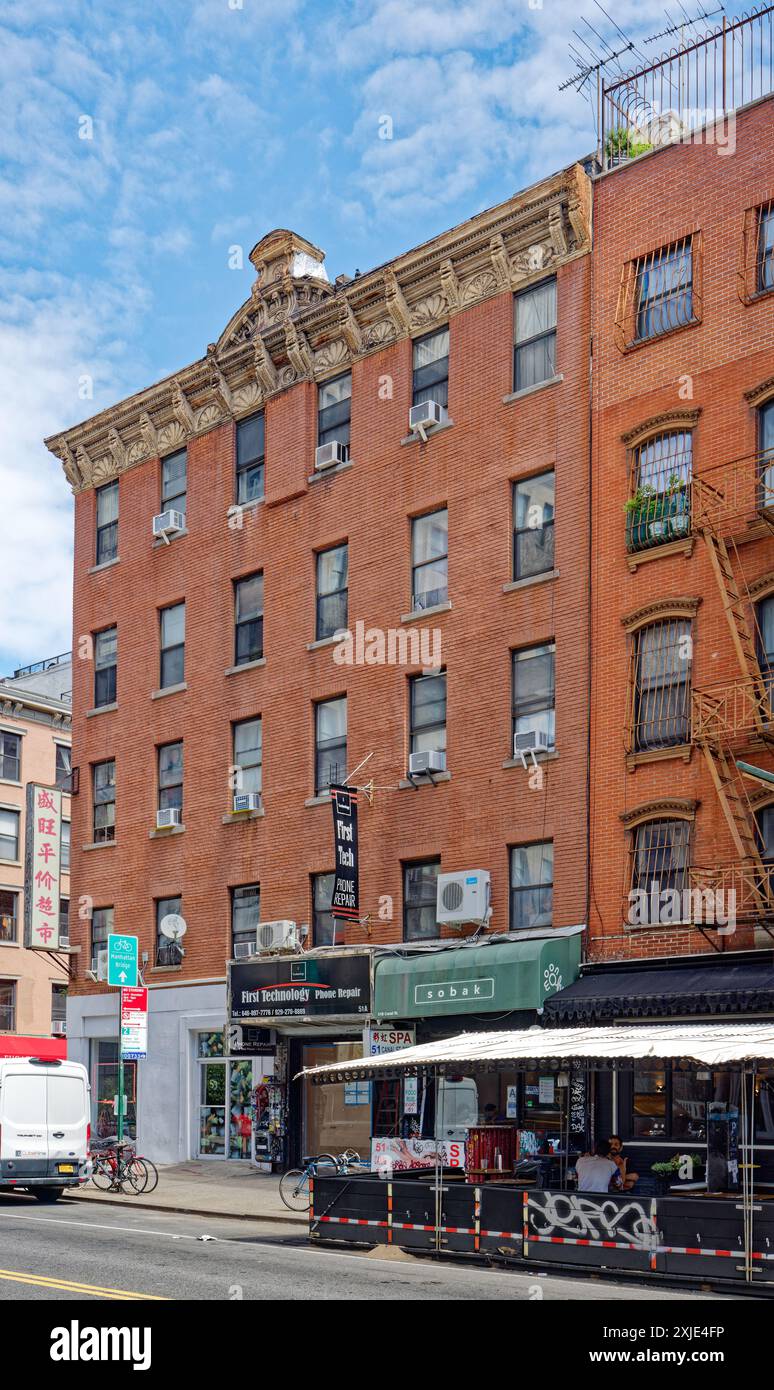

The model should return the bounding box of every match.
[68,257,591,993]
[589,98,774,961]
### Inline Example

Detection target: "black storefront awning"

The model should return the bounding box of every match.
[542,956,774,1023]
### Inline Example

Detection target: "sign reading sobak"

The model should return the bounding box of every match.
[331,785,359,923]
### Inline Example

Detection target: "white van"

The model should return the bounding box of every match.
[436,1075,479,1143]
[0,1057,90,1201]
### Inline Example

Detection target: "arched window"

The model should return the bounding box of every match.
[631,818,691,899]
[633,618,692,750]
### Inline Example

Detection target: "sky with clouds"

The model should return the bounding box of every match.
[0,0,749,674]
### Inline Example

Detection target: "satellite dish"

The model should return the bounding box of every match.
[160,913,187,940]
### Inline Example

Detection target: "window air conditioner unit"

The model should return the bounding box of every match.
[152,510,185,540]
[234,939,258,959]
[232,792,261,814]
[315,441,347,471]
[436,870,490,925]
[408,749,446,777]
[513,729,551,765]
[96,950,108,982]
[257,920,299,953]
[51,1021,67,1036]
[156,807,181,830]
[409,399,447,440]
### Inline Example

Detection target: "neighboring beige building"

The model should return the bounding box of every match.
[0,653,71,1040]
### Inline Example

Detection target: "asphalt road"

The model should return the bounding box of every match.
[0,1191,738,1302]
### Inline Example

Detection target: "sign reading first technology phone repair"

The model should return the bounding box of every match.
[231,954,372,1021]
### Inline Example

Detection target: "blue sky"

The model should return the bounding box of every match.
[0,0,748,673]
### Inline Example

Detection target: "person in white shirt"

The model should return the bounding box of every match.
[575,1140,622,1193]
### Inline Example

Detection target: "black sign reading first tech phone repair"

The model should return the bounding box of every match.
[230,954,372,1020]
[331,784,359,922]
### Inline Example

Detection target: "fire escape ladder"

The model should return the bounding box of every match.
[697,511,770,733]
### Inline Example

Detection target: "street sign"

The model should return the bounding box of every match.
[107,934,139,988]
[120,985,148,1060]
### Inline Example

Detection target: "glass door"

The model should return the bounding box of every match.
[196,1031,257,1159]
[229,1059,253,1159]
[199,1061,227,1156]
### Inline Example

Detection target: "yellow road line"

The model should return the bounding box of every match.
[0,1267,167,1300]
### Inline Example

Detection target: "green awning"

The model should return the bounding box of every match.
[373,935,581,1021]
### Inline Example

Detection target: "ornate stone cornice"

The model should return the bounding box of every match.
[620,797,699,827]
[621,408,702,447]
[744,376,774,407]
[621,596,702,632]
[748,570,774,601]
[45,164,592,493]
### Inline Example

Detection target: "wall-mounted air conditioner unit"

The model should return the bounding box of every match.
[232,792,261,814]
[96,949,108,982]
[51,1021,67,1036]
[257,920,299,953]
[156,807,181,830]
[315,441,348,471]
[513,729,551,767]
[152,510,185,541]
[409,399,447,441]
[408,749,446,777]
[436,869,490,925]
[234,939,258,959]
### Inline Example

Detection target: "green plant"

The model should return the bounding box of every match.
[623,484,657,515]
[652,1152,703,1177]
[605,127,652,162]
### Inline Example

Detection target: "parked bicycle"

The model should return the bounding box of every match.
[279,1149,363,1211]
[90,1137,159,1196]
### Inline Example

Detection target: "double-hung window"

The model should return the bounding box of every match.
[512,473,555,579]
[512,643,555,752]
[631,819,691,901]
[93,759,116,844]
[409,672,447,756]
[759,400,774,511]
[314,697,347,795]
[510,842,553,929]
[236,414,265,505]
[412,328,449,410]
[635,238,694,341]
[161,449,187,519]
[758,203,774,293]
[54,744,72,791]
[94,628,117,708]
[0,732,21,782]
[231,884,260,956]
[312,872,336,947]
[234,574,263,666]
[96,481,118,565]
[0,809,20,862]
[0,890,18,943]
[633,619,691,751]
[403,861,440,941]
[0,980,16,1032]
[160,603,185,688]
[316,545,348,641]
[90,906,113,973]
[411,509,448,611]
[318,373,351,453]
[156,896,183,967]
[233,718,262,798]
[158,742,183,815]
[61,820,70,872]
[514,278,556,391]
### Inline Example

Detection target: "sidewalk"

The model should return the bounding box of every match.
[69,1161,306,1226]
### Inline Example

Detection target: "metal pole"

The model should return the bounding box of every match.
[117,992,124,1144]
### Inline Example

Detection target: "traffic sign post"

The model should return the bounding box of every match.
[105,935,139,1143]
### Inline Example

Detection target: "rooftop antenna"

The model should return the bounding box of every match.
[642,4,724,45]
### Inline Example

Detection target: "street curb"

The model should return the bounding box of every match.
[65,1191,307,1228]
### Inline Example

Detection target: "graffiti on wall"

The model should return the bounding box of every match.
[527,1191,658,1249]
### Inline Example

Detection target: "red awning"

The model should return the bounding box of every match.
[0,1036,66,1060]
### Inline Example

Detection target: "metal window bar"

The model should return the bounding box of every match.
[633,619,692,751]
[626,432,693,554]
[634,238,695,343]
[631,819,691,899]
[602,6,774,170]
[738,200,774,302]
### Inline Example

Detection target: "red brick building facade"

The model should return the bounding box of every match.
[47,167,593,1159]
[588,96,774,964]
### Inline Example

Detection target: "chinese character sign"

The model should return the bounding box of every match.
[24,784,62,949]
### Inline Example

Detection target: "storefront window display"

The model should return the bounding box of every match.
[196,1031,258,1159]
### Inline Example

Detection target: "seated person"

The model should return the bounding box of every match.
[607,1134,639,1191]
[575,1140,622,1194]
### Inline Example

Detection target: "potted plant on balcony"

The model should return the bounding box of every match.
[605,127,653,166]
[624,476,690,551]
